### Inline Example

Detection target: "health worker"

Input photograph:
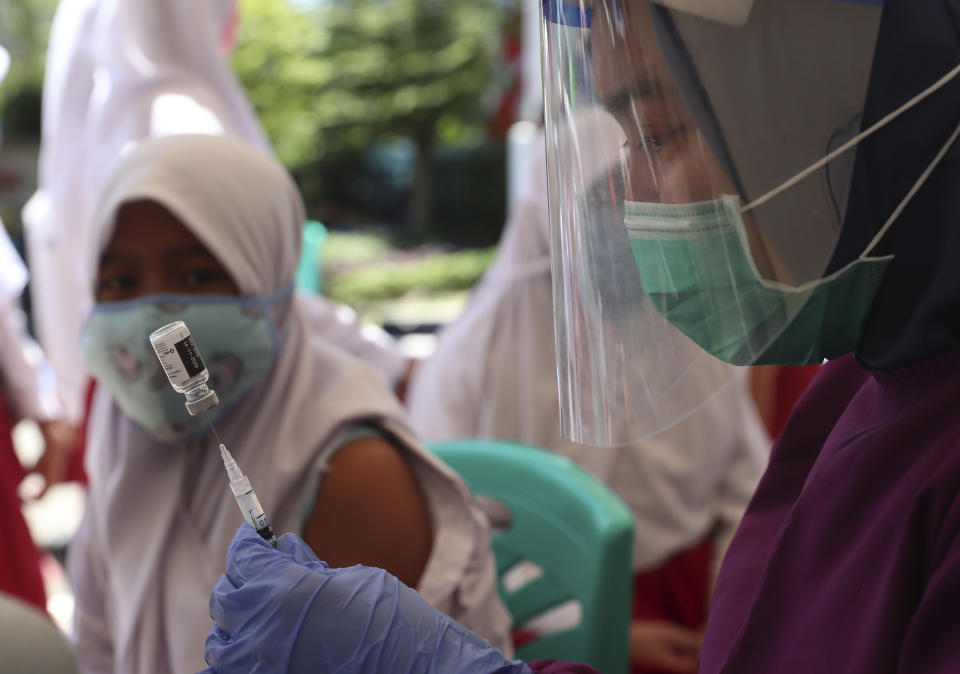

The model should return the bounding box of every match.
[201,1,960,672]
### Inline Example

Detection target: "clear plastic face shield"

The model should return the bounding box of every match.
[541,0,960,445]
[0,46,8,148]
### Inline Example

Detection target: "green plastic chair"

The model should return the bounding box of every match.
[429,439,633,674]
[295,220,328,295]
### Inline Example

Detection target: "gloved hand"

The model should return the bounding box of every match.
[201,523,531,674]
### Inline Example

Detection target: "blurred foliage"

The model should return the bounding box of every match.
[323,231,495,307]
[0,0,57,137]
[0,0,509,242]
[234,0,501,237]
[234,0,497,166]
[430,142,505,246]
[306,141,507,247]
[323,230,393,268]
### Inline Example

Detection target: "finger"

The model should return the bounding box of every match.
[277,533,328,568]
[202,624,232,671]
[651,622,703,645]
[208,573,240,624]
[664,628,704,655]
[28,449,69,499]
[668,642,702,660]
[225,523,278,583]
[32,463,50,499]
[25,456,52,499]
[229,522,263,548]
[658,651,699,674]
[47,453,69,483]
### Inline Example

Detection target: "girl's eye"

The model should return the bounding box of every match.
[97,274,138,294]
[182,269,227,285]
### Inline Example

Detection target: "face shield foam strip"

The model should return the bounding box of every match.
[543,1,591,27]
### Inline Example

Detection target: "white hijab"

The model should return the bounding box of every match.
[0,227,61,422]
[0,46,60,422]
[23,0,268,421]
[407,133,770,577]
[68,135,509,673]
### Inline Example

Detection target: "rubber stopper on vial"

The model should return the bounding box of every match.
[186,390,219,415]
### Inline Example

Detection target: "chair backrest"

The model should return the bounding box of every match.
[295,220,328,295]
[429,439,633,674]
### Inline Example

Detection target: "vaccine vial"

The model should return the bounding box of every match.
[149,321,219,415]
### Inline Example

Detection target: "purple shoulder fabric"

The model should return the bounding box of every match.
[526,659,601,673]
[701,350,960,673]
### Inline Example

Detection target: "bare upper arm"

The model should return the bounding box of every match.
[301,435,434,588]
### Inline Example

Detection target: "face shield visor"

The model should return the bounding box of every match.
[542,0,960,445]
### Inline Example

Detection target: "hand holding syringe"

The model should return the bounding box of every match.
[149,320,279,548]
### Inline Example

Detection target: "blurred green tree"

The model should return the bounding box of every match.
[233,0,499,236]
[0,0,58,137]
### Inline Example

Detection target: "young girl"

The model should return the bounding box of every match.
[68,134,510,673]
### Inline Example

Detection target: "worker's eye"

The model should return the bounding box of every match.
[637,126,686,154]
[181,268,231,287]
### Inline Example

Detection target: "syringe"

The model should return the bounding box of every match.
[218,441,278,549]
[149,320,279,548]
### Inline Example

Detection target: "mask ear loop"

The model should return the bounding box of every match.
[860,120,960,257]
[740,62,960,215]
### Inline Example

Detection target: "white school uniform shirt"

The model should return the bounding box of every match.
[0,226,61,422]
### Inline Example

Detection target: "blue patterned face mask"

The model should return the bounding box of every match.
[82,289,290,443]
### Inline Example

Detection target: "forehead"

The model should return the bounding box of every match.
[590,0,674,98]
[103,200,201,253]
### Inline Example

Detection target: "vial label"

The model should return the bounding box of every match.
[174,336,205,378]
[152,324,206,386]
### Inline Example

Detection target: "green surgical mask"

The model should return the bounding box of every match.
[624,196,893,366]
[82,290,289,443]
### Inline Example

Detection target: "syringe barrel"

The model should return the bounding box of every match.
[233,487,271,531]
